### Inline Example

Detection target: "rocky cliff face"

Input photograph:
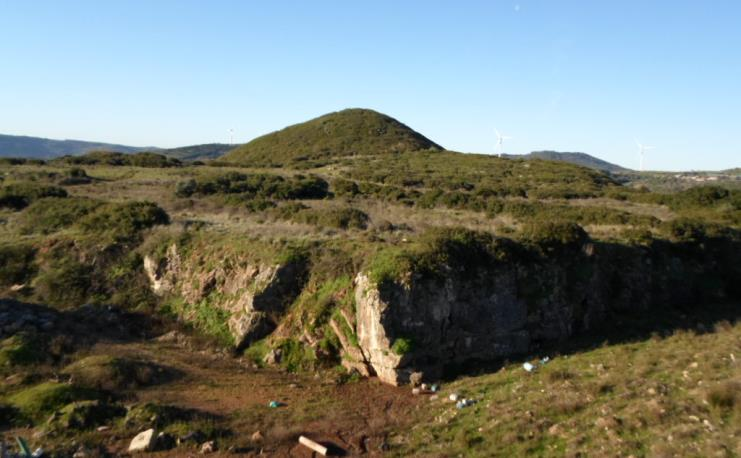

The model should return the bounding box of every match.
[352,241,735,385]
[144,238,738,385]
[143,244,306,349]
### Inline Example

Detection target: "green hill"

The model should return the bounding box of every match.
[223,108,442,166]
[504,151,629,173]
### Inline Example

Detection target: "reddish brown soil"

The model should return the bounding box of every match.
[88,339,422,457]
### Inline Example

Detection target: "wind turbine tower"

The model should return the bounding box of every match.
[228,129,234,146]
[495,129,512,157]
[635,139,654,171]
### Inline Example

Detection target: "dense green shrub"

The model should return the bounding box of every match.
[522,221,588,249]
[293,207,369,229]
[54,151,181,167]
[34,257,93,307]
[0,243,36,287]
[76,201,170,241]
[19,197,102,234]
[175,172,329,201]
[331,178,360,197]
[0,183,67,210]
[8,382,99,423]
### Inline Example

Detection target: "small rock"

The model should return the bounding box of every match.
[412,388,421,395]
[128,428,157,453]
[449,393,459,402]
[429,394,439,401]
[251,431,264,442]
[409,372,423,387]
[548,424,562,436]
[97,425,110,432]
[200,440,216,454]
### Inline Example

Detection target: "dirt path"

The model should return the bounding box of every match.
[88,339,421,456]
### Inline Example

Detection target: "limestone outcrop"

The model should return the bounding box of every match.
[143,244,306,349]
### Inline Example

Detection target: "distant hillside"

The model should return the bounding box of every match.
[223,108,442,166]
[0,134,149,159]
[156,144,236,161]
[504,151,629,173]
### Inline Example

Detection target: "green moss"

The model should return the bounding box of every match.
[243,339,270,367]
[48,400,126,431]
[63,355,159,391]
[8,382,99,423]
[167,296,234,347]
[0,333,46,368]
[391,337,414,355]
[278,338,316,372]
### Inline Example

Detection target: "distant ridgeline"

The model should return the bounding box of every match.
[0,134,148,159]
[502,151,630,173]
[0,133,234,161]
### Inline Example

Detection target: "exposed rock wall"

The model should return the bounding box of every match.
[353,242,737,385]
[143,244,306,349]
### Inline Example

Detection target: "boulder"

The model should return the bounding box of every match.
[128,428,157,453]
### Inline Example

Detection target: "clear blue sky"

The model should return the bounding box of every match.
[1,1,739,170]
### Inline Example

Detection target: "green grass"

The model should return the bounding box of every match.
[7,382,99,423]
[394,318,741,457]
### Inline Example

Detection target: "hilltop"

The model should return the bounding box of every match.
[504,151,629,173]
[0,133,150,159]
[223,108,442,166]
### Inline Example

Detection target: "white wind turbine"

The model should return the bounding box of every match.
[495,129,512,157]
[635,139,654,171]
[228,129,234,146]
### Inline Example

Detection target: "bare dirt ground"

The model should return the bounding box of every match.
[82,338,420,457]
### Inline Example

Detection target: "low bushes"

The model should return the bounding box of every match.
[19,197,102,234]
[0,243,36,288]
[0,183,67,210]
[76,201,170,242]
[175,172,329,201]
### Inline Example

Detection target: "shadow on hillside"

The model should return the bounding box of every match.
[0,297,163,347]
[442,301,741,381]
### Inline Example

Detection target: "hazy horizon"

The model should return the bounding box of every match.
[1,1,739,170]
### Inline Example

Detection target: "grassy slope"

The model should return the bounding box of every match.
[394,307,740,457]
[223,108,442,165]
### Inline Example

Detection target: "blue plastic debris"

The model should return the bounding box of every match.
[268,401,285,408]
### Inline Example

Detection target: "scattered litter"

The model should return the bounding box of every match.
[523,362,535,372]
[298,435,328,456]
[456,398,476,409]
[731,353,736,362]
[449,393,459,402]
[430,384,439,392]
[268,401,285,408]
[540,357,550,365]
[97,425,110,432]
[412,388,421,395]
